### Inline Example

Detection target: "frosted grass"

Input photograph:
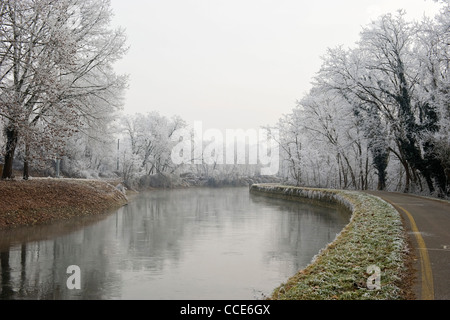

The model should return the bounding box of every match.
[250,184,410,300]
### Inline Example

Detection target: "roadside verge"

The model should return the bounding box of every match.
[250,184,413,300]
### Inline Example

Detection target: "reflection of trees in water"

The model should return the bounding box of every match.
[118,188,250,271]
[250,194,351,274]
[0,219,123,299]
[0,250,13,299]
[0,209,117,299]
[0,187,352,300]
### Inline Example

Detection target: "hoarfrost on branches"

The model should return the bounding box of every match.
[274,4,449,197]
[0,0,127,179]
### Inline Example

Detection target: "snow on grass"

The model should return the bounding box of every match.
[250,184,409,300]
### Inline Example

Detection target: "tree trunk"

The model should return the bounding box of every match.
[404,164,411,193]
[374,152,388,191]
[1,125,19,180]
[23,143,30,180]
[364,155,369,190]
[337,153,342,189]
[377,169,387,191]
[1,249,13,299]
[55,159,60,177]
[389,146,410,193]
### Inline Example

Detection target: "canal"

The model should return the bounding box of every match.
[0,187,350,299]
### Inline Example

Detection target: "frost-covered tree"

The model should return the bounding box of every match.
[276,87,372,189]
[119,112,187,187]
[276,111,304,186]
[277,4,449,196]
[415,2,450,194]
[0,0,127,179]
[122,112,185,174]
[56,115,121,179]
[316,10,448,195]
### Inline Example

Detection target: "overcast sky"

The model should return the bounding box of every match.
[110,0,442,131]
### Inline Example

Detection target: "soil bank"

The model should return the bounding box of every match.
[0,178,128,229]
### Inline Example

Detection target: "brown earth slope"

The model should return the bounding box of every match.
[0,178,128,229]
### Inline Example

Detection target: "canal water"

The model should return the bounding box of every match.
[0,187,350,300]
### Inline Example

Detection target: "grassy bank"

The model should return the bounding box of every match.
[0,178,128,229]
[250,184,412,300]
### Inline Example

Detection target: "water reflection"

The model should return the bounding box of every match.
[0,187,350,300]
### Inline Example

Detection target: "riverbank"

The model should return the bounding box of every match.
[0,178,128,229]
[250,184,414,300]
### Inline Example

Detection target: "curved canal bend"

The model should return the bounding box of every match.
[0,187,350,300]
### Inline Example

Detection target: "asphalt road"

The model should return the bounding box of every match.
[366,191,450,300]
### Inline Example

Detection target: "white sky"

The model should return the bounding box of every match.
[110,0,442,132]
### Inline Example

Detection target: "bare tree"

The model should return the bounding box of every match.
[316,11,448,195]
[275,5,448,196]
[0,0,127,179]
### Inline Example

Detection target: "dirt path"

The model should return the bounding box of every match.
[366,191,450,300]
